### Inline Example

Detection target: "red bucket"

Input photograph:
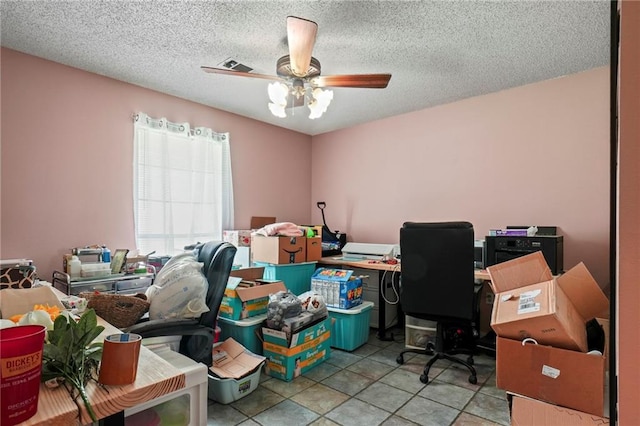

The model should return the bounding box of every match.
[0,325,46,425]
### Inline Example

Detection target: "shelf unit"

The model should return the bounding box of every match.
[404,315,437,350]
[124,345,208,425]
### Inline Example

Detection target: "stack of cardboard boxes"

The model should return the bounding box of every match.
[487,251,610,424]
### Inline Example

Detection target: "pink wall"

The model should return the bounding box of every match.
[1,48,312,281]
[617,0,640,422]
[311,67,610,286]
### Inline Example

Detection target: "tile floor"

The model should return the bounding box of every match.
[206,327,510,426]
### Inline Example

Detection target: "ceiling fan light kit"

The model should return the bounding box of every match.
[202,16,391,120]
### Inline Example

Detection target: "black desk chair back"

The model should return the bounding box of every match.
[396,222,478,385]
[128,241,237,366]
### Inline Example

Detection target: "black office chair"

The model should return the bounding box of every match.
[396,222,478,385]
[127,241,237,366]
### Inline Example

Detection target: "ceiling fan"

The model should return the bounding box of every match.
[201,16,392,118]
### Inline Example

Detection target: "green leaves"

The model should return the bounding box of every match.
[41,308,105,422]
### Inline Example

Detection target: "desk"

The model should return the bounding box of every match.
[318,257,491,341]
[21,304,186,425]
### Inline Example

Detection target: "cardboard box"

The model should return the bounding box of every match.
[511,394,609,425]
[488,252,609,352]
[219,267,287,320]
[251,235,307,264]
[262,316,332,381]
[496,332,607,416]
[0,286,65,319]
[306,237,322,262]
[209,337,265,379]
[250,216,276,230]
[310,268,363,309]
[478,280,495,336]
[223,230,252,247]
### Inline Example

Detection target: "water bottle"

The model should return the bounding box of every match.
[102,246,111,263]
[69,256,81,279]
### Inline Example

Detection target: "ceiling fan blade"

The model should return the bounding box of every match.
[286,16,318,77]
[311,73,392,89]
[201,66,281,81]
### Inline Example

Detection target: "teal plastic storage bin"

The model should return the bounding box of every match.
[217,314,266,355]
[327,301,374,351]
[254,261,317,295]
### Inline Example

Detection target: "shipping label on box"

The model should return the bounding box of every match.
[251,235,307,264]
[220,269,286,320]
[311,268,363,309]
[496,335,607,417]
[262,317,332,381]
[223,230,252,247]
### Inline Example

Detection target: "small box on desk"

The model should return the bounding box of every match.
[251,235,306,264]
[262,316,332,381]
[311,268,363,309]
[219,267,286,320]
[306,237,322,262]
[328,301,373,351]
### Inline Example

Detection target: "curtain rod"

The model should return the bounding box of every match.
[131,113,227,140]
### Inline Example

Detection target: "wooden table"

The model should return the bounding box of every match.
[22,307,186,425]
[318,257,491,340]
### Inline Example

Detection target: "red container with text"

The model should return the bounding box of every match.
[0,325,46,425]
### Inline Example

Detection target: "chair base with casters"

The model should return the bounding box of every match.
[396,320,478,385]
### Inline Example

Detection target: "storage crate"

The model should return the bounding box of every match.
[328,301,373,351]
[207,364,263,404]
[217,314,265,355]
[254,262,317,295]
[405,315,437,350]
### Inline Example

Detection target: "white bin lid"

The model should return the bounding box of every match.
[217,313,267,326]
[327,300,374,314]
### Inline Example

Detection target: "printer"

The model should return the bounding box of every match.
[341,243,398,261]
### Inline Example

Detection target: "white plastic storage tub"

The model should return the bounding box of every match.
[207,364,263,404]
[217,314,265,355]
[327,301,374,351]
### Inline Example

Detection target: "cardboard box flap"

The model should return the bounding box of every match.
[236,281,287,302]
[230,267,265,282]
[0,286,65,319]
[511,394,610,426]
[250,216,276,230]
[210,337,265,379]
[487,251,553,293]
[557,262,610,320]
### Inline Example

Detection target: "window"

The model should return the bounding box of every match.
[133,112,233,255]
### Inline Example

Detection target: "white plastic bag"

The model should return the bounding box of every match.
[146,251,209,320]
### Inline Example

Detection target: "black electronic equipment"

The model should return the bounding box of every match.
[474,240,486,269]
[317,202,347,256]
[485,235,564,274]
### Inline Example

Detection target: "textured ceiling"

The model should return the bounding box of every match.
[1,1,610,136]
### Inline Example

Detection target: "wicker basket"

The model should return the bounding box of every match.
[81,292,150,329]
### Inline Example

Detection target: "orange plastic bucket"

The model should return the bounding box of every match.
[0,325,46,425]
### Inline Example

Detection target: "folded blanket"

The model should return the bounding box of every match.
[252,222,304,237]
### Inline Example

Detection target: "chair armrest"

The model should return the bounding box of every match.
[125,318,203,339]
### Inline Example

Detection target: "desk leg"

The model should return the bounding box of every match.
[377,270,394,341]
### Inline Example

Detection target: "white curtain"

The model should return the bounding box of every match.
[133,112,234,255]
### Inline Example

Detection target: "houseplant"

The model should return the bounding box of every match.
[41,309,104,422]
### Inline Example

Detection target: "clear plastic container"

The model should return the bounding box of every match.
[69,256,81,279]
